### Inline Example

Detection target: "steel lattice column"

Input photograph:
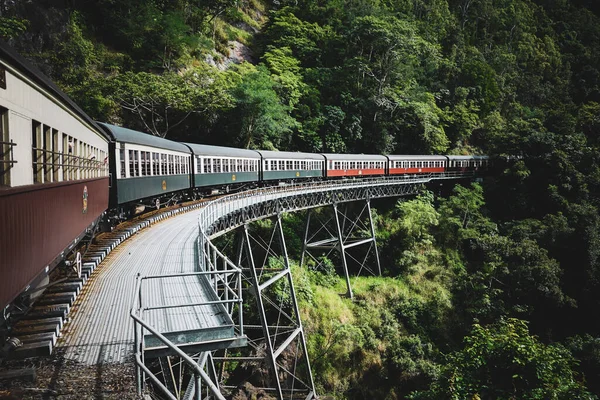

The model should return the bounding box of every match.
[212,214,316,399]
[300,199,381,299]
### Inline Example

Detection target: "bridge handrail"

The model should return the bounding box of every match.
[197,171,477,236]
[130,288,225,400]
[131,264,242,400]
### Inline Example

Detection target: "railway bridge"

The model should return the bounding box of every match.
[41,172,477,400]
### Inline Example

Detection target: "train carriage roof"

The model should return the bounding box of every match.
[99,123,191,153]
[446,155,489,160]
[0,40,111,142]
[256,150,325,161]
[320,153,387,161]
[184,143,260,159]
[386,155,447,161]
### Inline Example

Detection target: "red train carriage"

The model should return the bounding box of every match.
[387,155,447,176]
[0,42,110,311]
[322,154,387,178]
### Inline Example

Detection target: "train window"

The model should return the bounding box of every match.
[135,150,141,176]
[128,150,137,177]
[0,107,12,187]
[140,152,146,176]
[51,128,59,181]
[213,158,220,173]
[166,154,172,175]
[63,134,70,180]
[32,121,43,183]
[82,143,88,179]
[195,156,201,175]
[86,145,90,179]
[144,152,151,176]
[119,148,126,178]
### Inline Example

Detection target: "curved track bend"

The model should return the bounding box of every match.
[57,173,473,366]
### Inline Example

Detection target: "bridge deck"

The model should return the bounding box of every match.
[56,208,231,365]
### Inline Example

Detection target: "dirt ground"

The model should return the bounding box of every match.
[0,349,141,400]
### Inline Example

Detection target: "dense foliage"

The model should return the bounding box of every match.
[3,0,600,397]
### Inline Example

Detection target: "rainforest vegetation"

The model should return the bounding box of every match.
[2,0,600,398]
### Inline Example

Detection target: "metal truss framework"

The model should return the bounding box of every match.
[133,172,479,399]
[220,216,317,399]
[300,199,381,299]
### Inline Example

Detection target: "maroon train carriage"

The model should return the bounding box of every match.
[322,153,387,178]
[0,42,111,312]
[387,155,447,176]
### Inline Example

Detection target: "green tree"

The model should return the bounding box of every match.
[262,46,307,109]
[108,71,202,137]
[411,318,595,399]
[0,16,28,40]
[397,190,440,246]
[226,64,298,149]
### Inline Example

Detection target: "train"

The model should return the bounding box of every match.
[0,41,488,313]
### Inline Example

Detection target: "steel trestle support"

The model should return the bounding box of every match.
[216,214,316,399]
[300,199,381,299]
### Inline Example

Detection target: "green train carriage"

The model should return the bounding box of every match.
[184,143,261,192]
[101,123,193,207]
[257,150,325,182]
